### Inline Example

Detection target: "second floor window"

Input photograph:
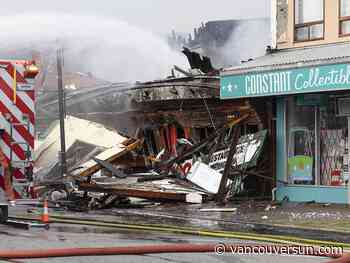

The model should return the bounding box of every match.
[294,0,324,41]
[340,0,350,36]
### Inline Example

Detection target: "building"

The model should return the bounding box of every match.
[221,0,350,204]
[169,19,270,68]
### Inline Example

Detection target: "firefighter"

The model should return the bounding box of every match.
[0,148,15,202]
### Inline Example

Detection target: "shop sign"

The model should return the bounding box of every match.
[221,63,350,99]
[208,130,267,172]
[209,148,230,173]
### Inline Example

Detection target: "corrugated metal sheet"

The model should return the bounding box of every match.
[222,42,350,75]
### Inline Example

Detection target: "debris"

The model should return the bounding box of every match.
[35,116,129,181]
[137,174,169,183]
[50,190,68,202]
[186,193,203,204]
[187,162,223,194]
[177,138,193,146]
[264,204,272,211]
[0,203,8,223]
[78,179,207,203]
[92,157,127,178]
[33,111,273,213]
[5,220,50,230]
[199,208,237,212]
[71,139,141,178]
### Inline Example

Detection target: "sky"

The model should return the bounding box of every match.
[1,0,271,34]
[0,1,271,82]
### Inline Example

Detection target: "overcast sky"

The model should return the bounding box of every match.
[2,0,270,34]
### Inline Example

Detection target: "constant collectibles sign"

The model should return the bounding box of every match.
[221,63,350,99]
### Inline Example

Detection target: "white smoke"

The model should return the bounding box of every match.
[220,19,270,67]
[0,13,188,82]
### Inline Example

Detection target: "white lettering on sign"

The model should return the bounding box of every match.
[244,66,350,96]
[209,148,230,173]
[294,67,350,90]
[233,139,261,166]
[245,71,292,96]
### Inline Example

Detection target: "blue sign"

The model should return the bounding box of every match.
[221,63,350,99]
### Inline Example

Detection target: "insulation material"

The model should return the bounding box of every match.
[34,116,128,179]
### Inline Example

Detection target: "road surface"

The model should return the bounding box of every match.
[0,223,329,263]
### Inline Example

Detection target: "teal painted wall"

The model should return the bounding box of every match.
[276,186,347,203]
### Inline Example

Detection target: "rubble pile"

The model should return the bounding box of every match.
[33,114,270,211]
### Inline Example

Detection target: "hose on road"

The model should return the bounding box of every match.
[0,243,342,259]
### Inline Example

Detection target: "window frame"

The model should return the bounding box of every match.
[294,0,325,42]
[339,0,350,37]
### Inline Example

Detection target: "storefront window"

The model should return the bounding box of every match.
[294,0,324,41]
[287,97,315,185]
[320,98,348,186]
[286,95,349,187]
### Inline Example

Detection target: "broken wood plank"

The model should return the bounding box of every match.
[216,125,241,203]
[71,139,141,178]
[92,157,127,178]
[78,182,205,203]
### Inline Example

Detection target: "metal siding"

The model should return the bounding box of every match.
[222,42,350,75]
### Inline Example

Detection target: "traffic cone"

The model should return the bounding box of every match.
[41,199,49,223]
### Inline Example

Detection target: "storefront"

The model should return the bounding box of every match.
[221,48,350,204]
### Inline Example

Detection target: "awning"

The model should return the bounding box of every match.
[220,43,350,99]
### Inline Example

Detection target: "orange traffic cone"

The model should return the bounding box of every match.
[41,199,49,223]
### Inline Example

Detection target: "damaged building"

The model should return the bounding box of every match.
[31,28,275,209]
[34,49,275,208]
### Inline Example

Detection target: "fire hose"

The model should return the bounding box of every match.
[0,244,344,260]
[8,215,350,261]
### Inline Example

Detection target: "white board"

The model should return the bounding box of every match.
[187,161,223,194]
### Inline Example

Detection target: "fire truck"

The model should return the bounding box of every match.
[0,60,39,201]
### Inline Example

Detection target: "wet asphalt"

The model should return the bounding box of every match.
[0,224,329,263]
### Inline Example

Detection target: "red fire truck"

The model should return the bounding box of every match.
[0,60,39,200]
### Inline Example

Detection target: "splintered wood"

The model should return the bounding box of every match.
[71,139,141,178]
[78,179,206,203]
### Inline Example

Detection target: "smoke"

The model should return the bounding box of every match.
[220,19,270,67]
[0,13,188,82]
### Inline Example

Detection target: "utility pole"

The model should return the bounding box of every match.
[57,48,67,177]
